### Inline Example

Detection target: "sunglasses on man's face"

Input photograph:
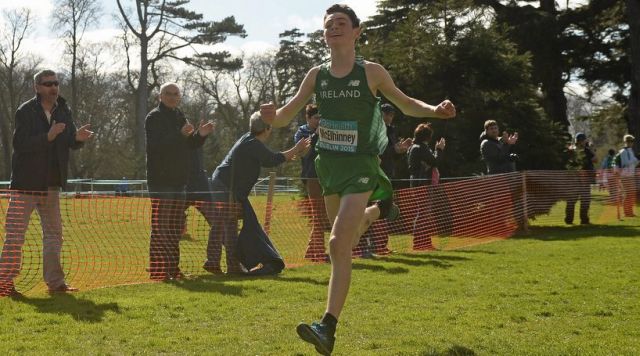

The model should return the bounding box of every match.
[39,81,60,87]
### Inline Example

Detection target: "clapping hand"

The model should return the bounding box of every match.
[435,100,456,119]
[47,121,66,142]
[75,124,94,142]
[435,137,446,150]
[395,137,413,153]
[400,137,413,150]
[289,137,311,161]
[295,137,311,154]
[181,120,195,137]
[198,120,215,137]
[504,131,518,145]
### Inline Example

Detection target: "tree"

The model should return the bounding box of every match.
[275,29,310,105]
[564,0,639,151]
[473,0,572,130]
[0,8,39,179]
[115,0,246,173]
[361,0,567,175]
[52,0,102,177]
[626,0,640,150]
[63,43,138,179]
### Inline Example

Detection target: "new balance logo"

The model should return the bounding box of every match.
[348,80,360,87]
[357,177,370,184]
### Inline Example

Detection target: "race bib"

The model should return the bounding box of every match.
[317,119,358,153]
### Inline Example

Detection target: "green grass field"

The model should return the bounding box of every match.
[1,212,639,355]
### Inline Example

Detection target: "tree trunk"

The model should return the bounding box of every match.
[0,107,10,179]
[539,0,569,129]
[627,0,640,152]
[69,25,79,178]
[135,39,150,177]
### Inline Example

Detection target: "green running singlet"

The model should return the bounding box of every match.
[313,57,392,200]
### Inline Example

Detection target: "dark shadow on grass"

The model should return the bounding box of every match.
[421,345,476,356]
[381,256,455,268]
[166,272,329,293]
[163,275,246,295]
[447,249,498,255]
[378,252,472,269]
[12,293,120,323]
[255,275,328,286]
[351,262,408,274]
[391,253,472,262]
[514,224,640,241]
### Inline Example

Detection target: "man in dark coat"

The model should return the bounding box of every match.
[145,82,214,281]
[565,132,596,225]
[205,112,309,275]
[0,69,93,297]
[480,120,519,175]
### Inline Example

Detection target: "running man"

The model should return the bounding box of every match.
[260,4,456,354]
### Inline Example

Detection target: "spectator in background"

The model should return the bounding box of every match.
[205,112,309,275]
[599,149,616,195]
[145,82,214,281]
[480,120,518,175]
[480,120,527,231]
[0,69,93,297]
[601,149,616,171]
[360,103,412,256]
[379,103,412,182]
[294,104,328,262]
[408,123,445,187]
[614,134,639,217]
[565,132,596,225]
[407,123,450,250]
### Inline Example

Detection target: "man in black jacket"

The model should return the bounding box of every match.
[0,69,93,297]
[479,120,526,231]
[565,132,596,225]
[146,82,214,281]
[480,120,519,175]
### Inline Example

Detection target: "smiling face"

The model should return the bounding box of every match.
[323,12,361,48]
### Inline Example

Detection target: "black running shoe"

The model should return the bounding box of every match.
[296,321,335,355]
[375,199,400,221]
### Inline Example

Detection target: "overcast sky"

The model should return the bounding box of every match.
[0,0,379,70]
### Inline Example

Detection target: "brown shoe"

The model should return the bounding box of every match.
[48,284,79,294]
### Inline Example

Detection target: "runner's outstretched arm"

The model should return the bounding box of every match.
[368,62,456,119]
[261,67,320,128]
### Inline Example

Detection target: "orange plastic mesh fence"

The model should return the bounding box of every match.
[0,169,637,295]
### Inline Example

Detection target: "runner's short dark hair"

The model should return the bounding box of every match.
[325,4,360,28]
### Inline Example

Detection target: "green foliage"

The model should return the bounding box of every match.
[563,0,629,102]
[361,1,567,175]
[581,103,628,161]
